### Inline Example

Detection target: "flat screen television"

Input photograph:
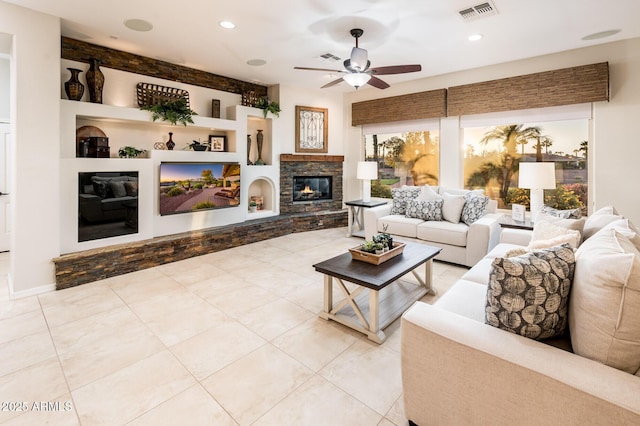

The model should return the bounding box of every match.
[159,162,241,216]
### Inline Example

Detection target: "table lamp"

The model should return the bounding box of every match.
[357,161,378,202]
[518,162,556,222]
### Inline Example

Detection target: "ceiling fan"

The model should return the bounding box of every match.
[294,28,422,89]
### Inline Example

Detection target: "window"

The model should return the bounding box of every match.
[363,120,440,199]
[463,119,588,213]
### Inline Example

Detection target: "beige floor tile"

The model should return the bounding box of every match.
[0,358,70,424]
[72,350,195,426]
[170,321,265,380]
[158,260,228,286]
[109,274,184,305]
[377,418,398,426]
[0,309,49,344]
[0,331,57,377]
[202,284,278,319]
[273,317,358,372]
[385,394,408,426]
[0,295,40,320]
[38,284,126,328]
[127,384,236,426]
[100,266,166,287]
[50,307,165,390]
[129,289,228,346]
[320,339,404,416]
[201,344,313,425]
[186,273,251,300]
[0,393,78,426]
[238,298,314,341]
[253,375,382,426]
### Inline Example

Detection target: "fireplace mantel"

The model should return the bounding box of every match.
[280,154,344,163]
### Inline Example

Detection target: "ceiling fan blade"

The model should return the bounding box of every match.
[321,77,345,89]
[367,76,390,89]
[294,66,345,73]
[370,65,422,75]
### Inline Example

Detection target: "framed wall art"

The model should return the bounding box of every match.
[208,135,227,152]
[295,106,328,153]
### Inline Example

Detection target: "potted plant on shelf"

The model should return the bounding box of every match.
[118,146,146,158]
[140,98,197,126]
[249,200,258,213]
[255,97,281,118]
[188,140,209,151]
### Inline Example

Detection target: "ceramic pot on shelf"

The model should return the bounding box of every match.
[166,132,175,150]
[64,68,84,101]
[86,58,105,104]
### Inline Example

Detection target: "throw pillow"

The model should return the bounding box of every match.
[530,220,582,249]
[441,193,466,224]
[485,244,575,340]
[92,180,110,198]
[416,185,442,202]
[597,218,640,251]
[535,212,586,235]
[124,181,138,197]
[461,192,489,225]
[569,229,640,374]
[582,206,623,240]
[109,180,128,198]
[528,233,581,250]
[540,205,582,219]
[390,187,421,215]
[405,198,443,221]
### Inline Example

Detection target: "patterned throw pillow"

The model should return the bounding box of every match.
[540,205,582,219]
[461,192,489,225]
[390,187,421,215]
[405,198,443,221]
[485,244,575,340]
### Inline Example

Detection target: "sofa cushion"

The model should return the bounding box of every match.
[530,220,582,249]
[124,181,138,197]
[417,220,468,247]
[441,193,466,224]
[390,187,421,215]
[569,229,640,374]
[461,257,494,285]
[461,192,489,225]
[536,212,586,235]
[406,198,443,221]
[109,180,128,198]
[378,215,423,238]
[485,244,575,340]
[485,243,527,259]
[598,218,640,251]
[435,279,487,322]
[582,206,623,240]
[540,205,582,219]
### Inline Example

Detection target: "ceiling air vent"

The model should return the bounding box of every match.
[319,53,341,62]
[458,1,498,21]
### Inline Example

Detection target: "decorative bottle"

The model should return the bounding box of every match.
[255,129,265,165]
[86,58,105,104]
[64,68,84,101]
[166,132,175,150]
[247,134,253,165]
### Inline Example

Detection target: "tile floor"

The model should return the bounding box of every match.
[0,228,467,425]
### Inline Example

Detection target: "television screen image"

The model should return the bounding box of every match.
[159,162,241,216]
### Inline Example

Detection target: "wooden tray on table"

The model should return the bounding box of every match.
[349,242,405,265]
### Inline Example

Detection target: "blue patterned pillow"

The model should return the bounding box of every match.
[406,199,443,221]
[390,187,421,215]
[461,192,489,225]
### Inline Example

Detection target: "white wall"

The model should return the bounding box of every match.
[0,56,9,122]
[0,2,60,296]
[343,37,640,224]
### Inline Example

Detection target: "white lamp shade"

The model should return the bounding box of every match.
[518,162,556,189]
[356,161,378,180]
[343,72,371,89]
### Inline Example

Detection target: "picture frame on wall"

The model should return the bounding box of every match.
[295,105,328,153]
[209,135,227,152]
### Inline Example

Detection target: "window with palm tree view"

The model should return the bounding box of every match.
[364,130,440,199]
[463,120,588,213]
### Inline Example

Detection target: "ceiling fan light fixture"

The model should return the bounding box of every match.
[350,47,368,71]
[343,72,371,89]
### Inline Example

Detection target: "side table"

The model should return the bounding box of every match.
[499,215,534,231]
[345,199,388,238]
[498,215,534,246]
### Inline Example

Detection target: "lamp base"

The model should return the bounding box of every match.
[362,180,371,203]
[530,189,544,223]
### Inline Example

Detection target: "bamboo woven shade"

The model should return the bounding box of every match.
[447,62,609,116]
[352,89,447,126]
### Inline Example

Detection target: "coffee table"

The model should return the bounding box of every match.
[313,242,441,343]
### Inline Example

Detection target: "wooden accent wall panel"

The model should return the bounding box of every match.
[61,37,268,96]
[447,62,609,116]
[352,89,447,126]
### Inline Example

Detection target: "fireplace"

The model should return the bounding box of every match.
[293,176,332,202]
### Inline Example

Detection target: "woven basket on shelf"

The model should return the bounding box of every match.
[136,82,190,107]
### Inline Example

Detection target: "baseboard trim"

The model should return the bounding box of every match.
[9,275,56,299]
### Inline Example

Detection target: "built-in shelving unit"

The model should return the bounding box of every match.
[60,100,279,254]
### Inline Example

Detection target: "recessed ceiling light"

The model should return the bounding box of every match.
[247,59,266,66]
[468,34,483,42]
[219,21,235,29]
[124,19,153,32]
[581,29,621,41]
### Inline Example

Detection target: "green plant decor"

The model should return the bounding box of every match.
[140,98,197,126]
[255,97,281,118]
[118,146,145,158]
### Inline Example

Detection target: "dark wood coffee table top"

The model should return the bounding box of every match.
[313,242,441,290]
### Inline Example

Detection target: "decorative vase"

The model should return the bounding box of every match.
[86,58,105,104]
[64,68,84,101]
[166,132,175,150]
[247,134,253,165]
[255,129,265,165]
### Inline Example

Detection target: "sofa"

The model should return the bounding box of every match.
[363,185,502,267]
[79,175,138,223]
[401,207,640,425]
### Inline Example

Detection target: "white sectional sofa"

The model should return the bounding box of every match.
[363,186,502,267]
[401,207,640,425]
